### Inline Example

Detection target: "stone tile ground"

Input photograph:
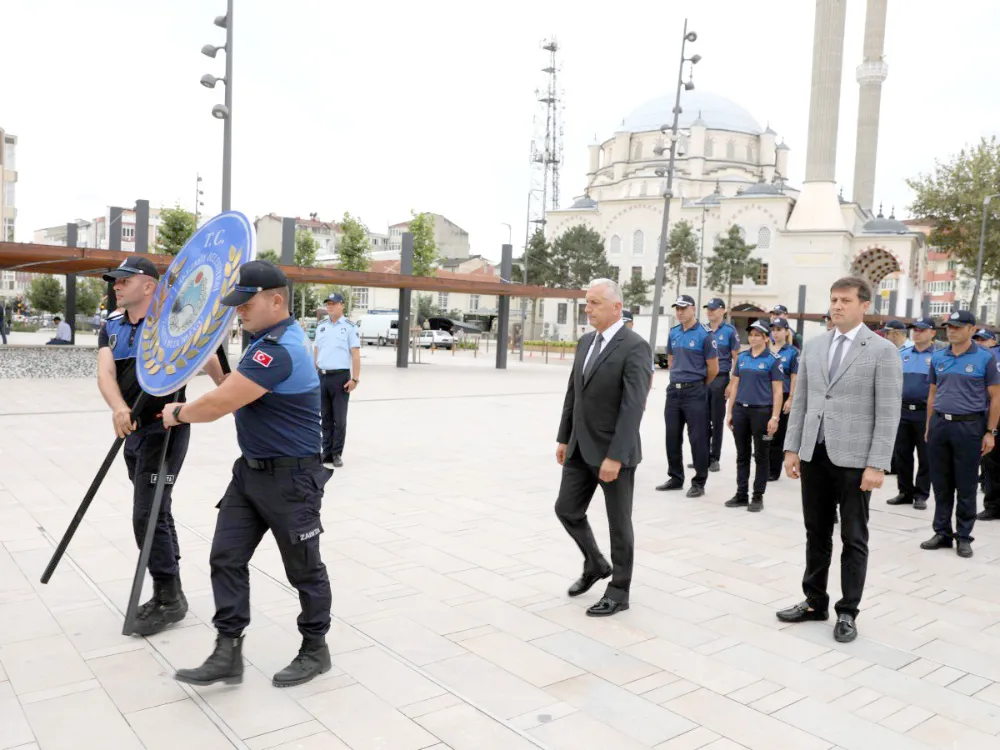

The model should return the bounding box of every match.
[2,345,1000,749]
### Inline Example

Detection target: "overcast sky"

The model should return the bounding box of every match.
[3,0,998,259]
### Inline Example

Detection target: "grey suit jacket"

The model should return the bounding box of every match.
[557,326,652,468]
[784,325,903,470]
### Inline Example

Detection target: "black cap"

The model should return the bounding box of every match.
[908,317,936,330]
[671,294,696,308]
[704,297,726,310]
[621,309,634,322]
[943,310,976,327]
[747,319,770,335]
[325,292,345,304]
[221,260,289,307]
[102,255,160,282]
[771,304,788,315]
[770,317,790,329]
[973,328,996,341]
[882,320,906,331]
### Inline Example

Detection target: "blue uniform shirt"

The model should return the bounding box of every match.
[900,343,935,404]
[314,316,360,370]
[774,343,799,395]
[709,322,741,374]
[929,342,1000,415]
[667,322,718,383]
[236,317,322,459]
[734,348,783,406]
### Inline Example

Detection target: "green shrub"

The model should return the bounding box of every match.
[524,340,576,348]
[10,322,40,333]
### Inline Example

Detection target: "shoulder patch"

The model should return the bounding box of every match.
[252,350,274,367]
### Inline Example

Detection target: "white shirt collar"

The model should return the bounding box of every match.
[596,318,625,343]
[834,322,864,343]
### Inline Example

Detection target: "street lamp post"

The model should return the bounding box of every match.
[648,20,700,354]
[695,204,708,312]
[201,0,233,212]
[971,193,1000,313]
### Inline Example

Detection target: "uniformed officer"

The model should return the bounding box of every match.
[725,320,782,512]
[770,304,803,348]
[165,260,334,688]
[887,317,936,510]
[882,319,909,350]
[974,328,1000,507]
[767,317,799,480]
[656,294,718,497]
[704,298,741,471]
[98,256,224,635]
[919,310,1000,558]
[313,292,361,468]
[973,328,997,351]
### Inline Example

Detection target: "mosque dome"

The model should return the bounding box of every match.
[569,195,598,210]
[618,91,763,135]
[862,207,909,234]
[739,181,785,196]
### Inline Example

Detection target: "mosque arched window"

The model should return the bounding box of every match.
[610,235,621,254]
[705,138,714,158]
[726,140,736,160]
[757,227,771,249]
[632,230,644,255]
[633,141,643,160]
[736,225,747,242]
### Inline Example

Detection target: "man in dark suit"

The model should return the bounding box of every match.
[555,278,652,617]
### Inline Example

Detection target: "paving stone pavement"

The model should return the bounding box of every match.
[2,347,1000,749]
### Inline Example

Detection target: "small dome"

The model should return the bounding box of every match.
[863,216,909,234]
[570,195,598,210]
[776,140,790,151]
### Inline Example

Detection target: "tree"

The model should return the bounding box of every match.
[663,220,699,298]
[293,231,321,318]
[28,276,65,313]
[156,206,197,256]
[512,229,556,286]
[549,224,613,288]
[75,277,106,315]
[409,211,438,277]
[416,293,442,325]
[338,212,372,272]
[258,249,280,264]
[907,136,1000,280]
[622,277,653,310]
[705,225,761,311]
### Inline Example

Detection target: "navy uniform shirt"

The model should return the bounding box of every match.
[236,317,322,459]
[929,342,1000,415]
[709,322,741,374]
[667,322,718,383]
[774,343,799,395]
[98,312,184,426]
[734,348,783,406]
[314,316,360,370]
[900,344,935,404]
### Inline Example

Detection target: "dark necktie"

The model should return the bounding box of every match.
[584,334,604,380]
[828,334,846,382]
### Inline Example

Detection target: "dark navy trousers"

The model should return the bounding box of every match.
[665,382,710,487]
[893,406,930,502]
[927,413,983,542]
[707,374,729,463]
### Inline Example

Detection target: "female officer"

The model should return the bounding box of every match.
[725,320,783,512]
[768,318,799,480]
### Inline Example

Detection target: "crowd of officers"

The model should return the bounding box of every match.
[653,297,1000,555]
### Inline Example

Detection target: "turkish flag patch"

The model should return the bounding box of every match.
[252,350,273,368]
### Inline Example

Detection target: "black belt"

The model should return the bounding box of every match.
[903,402,927,411]
[736,403,770,409]
[934,412,981,422]
[318,369,350,376]
[669,381,704,390]
[244,455,321,470]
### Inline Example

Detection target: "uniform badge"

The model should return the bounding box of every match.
[966,364,975,373]
[758,362,765,369]
[689,340,695,347]
[903,355,909,362]
[950,312,960,320]
[925,357,932,365]
[711,339,718,348]
[252,350,273,368]
[937,363,946,371]
[108,333,117,349]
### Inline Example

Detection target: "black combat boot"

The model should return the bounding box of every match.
[174,635,244,686]
[272,636,332,688]
[133,578,188,636]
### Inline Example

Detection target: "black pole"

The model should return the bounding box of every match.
[905,298,913,318]
[135,200,150,253]
[122,430,173,635]
[888,290,898,318]
[281,217,296,316]
[66,222,78,345]
[496,244,513,369]
[796,284,807,341]
[396,233,414,368]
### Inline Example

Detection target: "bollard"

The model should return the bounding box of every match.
[545,340,549,364]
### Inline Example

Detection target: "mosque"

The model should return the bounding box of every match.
[539,0,923,341]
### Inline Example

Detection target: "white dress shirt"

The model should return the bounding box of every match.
[55,321,72,341]
[583,318,624,372]
[828,322,864,373]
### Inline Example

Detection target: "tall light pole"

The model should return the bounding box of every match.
[648,20,700,353]
[695,203,708,312]
[971,193,1000,313]
[201,0,233,212]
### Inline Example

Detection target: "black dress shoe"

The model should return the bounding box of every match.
[748,494,763,513]
[886,494,912,506]
[332,455,344,468]
[920,533,953,550]
[725,495,748,508]
[776,601,829,623]
[687,462,695,469]
[957,540,973,558]
[586,596,629,617]
[686,485,705,498]
[913,497,928,510]
[567,566,612,597]
[656,480,683,491]
[767,473,781,482]
[709,461,721,472]
[833,614,857,643]
[977,508,1000,520]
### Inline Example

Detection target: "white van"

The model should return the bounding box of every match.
[353,312,398,346]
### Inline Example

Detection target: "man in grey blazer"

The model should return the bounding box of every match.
[556,279,652,617]
[777,276,902,643]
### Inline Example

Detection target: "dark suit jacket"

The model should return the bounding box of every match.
[557,325,652,468]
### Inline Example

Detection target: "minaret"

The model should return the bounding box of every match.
[787,0,848,231]
[851,0,889,214]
